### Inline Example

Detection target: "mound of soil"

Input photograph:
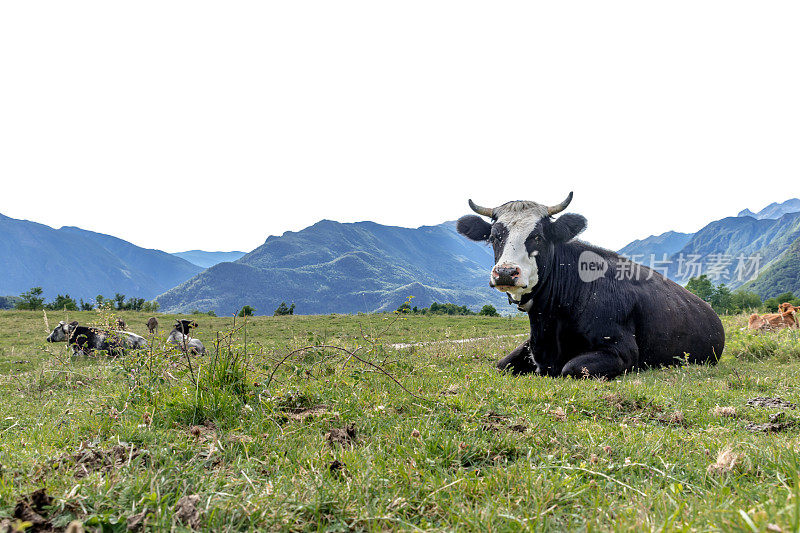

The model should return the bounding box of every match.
[747,397,797,410]
[9,488,53,532]
[326,424,358,447]
[50,443,145,479]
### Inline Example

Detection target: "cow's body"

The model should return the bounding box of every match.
[146,317,159,334]
[167,319,205,354]
[46,321,147,355]
[457,194,725,379]
[748,304,798,331]
[496,242,724,376]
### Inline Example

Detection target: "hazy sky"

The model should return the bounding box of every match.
[1,2,798,253]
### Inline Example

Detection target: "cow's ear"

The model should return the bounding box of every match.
[69,321,79,327]
[457,215,492,242]
[545,214,587,243]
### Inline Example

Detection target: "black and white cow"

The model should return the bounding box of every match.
[46,321,148,355]
[457,193,725,379]
[167,319,205,355]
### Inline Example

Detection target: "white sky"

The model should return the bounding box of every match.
[1,2,798,253]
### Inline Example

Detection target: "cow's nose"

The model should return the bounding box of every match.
[492,266,521,280]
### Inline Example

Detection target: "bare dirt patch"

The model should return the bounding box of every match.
[480,411,527,433]
[325,423,358,447]
[9,488,54,532]
[745,413,794,433]
[747,397,797,410]
[174,494,201,529]
[328,459,349,478]
[49,443,145,479]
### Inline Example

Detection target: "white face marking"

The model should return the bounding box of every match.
[493,206,547,300]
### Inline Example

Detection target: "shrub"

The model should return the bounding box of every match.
[46,294,78,311]
[478,304,500,317]
[240,305,257,317]
[15,287,45,310]
[273,302,294,316]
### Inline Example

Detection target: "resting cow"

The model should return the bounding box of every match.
[457,193,725,379]
[167,319,205,354]
[748,303,798,331]
[46,321,148,355]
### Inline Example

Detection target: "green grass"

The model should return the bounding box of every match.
[2,309,800,531]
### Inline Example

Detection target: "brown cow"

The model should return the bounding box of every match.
[145,317,159,334]
[748,303,799,331]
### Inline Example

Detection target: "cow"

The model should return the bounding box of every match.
[456,193,725,379]
[167,319,205,355]
[46,320,148,356]
[116,319,127,330]
[748,304,798,331]
[145,317,159,334]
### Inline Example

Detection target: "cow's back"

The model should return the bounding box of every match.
[629,273,724,367]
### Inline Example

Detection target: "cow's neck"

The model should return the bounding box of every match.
[524,241,581,318]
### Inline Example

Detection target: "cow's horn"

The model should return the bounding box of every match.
[468,199,494,218]
[547,192,574,216]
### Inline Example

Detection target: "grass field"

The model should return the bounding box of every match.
[2,308,800,531]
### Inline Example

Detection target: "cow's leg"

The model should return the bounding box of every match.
[560,352,630,379]
[496,340,537,374]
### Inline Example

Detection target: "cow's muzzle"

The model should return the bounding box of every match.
[491,265,524,288]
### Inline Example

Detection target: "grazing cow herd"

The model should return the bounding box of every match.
[45,316,206,356]
[38,192,796,379]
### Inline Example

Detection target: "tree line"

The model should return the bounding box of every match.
[685,275,799,314]
[10,287,159,312]
[396,301,500,317]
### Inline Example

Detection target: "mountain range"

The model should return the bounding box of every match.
[2,197,799,314]
[157,220,506,315]
[619,199,800,296]
[737,199,800,220]
[0,213,202,301]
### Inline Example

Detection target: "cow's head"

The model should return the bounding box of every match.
[457,193,587,302]
[46,321,79,342]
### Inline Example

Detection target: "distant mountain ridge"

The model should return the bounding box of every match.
[618,199,800,299]
[737,198,800,220]
[157,220,506,316]
[0,213,202,301]
[172,250,246,269]
[617,231,693,260]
